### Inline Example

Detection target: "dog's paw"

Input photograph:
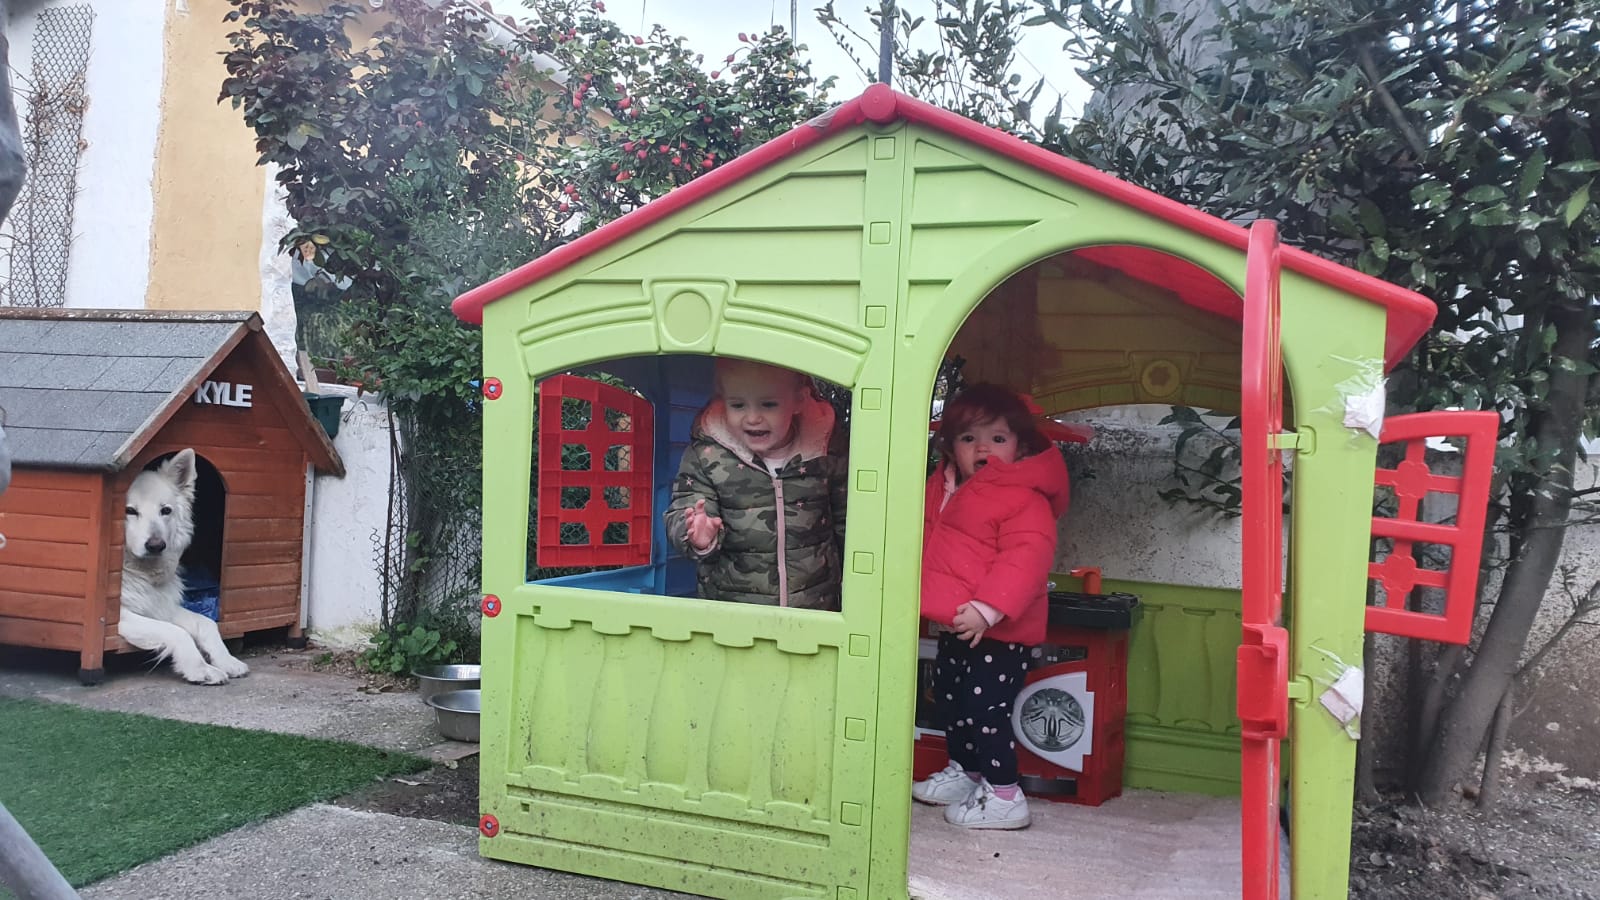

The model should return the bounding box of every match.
[218,657,250,678]
[182,664,229,686]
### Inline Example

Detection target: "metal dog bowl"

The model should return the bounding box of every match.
[413,664,481,704]
[425,689,480,743]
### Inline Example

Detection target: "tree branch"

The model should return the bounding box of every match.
[1355,43,1428,159]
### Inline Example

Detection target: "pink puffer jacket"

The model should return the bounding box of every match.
[920,448,1070,645]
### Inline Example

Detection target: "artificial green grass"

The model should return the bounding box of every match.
[0,698,429,888]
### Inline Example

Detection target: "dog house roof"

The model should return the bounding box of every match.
[0,309,343,474]
[454,85,1437,369]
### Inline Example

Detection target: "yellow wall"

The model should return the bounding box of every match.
[145,0,266,311]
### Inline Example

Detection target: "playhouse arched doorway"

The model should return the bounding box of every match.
[894,238,1289,898]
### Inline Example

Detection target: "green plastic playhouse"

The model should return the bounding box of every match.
[453,85,1497,900]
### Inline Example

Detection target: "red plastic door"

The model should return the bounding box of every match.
[1238,219,1289,900]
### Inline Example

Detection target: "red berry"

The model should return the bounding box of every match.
[619,97,631,109]
[610,163,618,171]
[636,150,647,159]
[710,71,720,79]
[703,116,712,123]
[595,0,605,10]
[616,171,632,182]
[738,32,748,42]
[623,141,634,151]
[633,35,644,45]
[628,108,639,117]
[559,202,570,211]
[725,55,735,63]
[672,156,682,165]
[679,141,687,149]
[702,158,714,169]
[659,145,669,152]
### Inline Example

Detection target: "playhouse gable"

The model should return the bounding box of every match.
[456,86,1436,368]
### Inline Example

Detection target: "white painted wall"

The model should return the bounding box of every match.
[303,386,397,648]
[257,163,300,367]
[4,0,166,309]
[1056,407,1243,588]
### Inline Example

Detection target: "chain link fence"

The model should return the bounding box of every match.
[5,5,93,308]
[372,408,483,644]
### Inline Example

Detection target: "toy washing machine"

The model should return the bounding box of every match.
[913,568,1140,807]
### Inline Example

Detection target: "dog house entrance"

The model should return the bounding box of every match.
[145,451,226,622]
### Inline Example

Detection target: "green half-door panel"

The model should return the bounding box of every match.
[1116,578,1246,797]
[477,124,902,900]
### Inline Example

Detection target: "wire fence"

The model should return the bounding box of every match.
[372,407,483,643]
[5,5,93,309]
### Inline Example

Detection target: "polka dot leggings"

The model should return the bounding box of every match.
[933,631,1032,785]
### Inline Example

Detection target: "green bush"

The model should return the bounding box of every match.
[358,622,461,676]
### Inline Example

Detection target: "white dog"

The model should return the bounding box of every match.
[118,449,249,685]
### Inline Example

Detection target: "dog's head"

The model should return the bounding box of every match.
[124,449,197,567]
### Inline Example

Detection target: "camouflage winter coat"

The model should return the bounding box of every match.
[663,395,847,610]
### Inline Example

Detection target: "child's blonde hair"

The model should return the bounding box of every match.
[713,358,813,398]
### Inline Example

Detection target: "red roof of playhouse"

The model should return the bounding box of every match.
[454,84,1437,369]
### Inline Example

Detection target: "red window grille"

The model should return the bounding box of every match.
[1366,410,1500,645]
[536,375,654,568]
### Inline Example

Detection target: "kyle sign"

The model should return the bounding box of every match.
[194,380,253,408]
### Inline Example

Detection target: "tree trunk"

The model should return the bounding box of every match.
[1477,685,1514,809]
[0,0,26,225]
[1410,641,1462,791]
[1416,305,1593,805]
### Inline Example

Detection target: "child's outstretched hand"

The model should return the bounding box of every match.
[952,602,989,647]
[684,499,724,552]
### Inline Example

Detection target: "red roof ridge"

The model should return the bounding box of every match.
[454,84,1436,368]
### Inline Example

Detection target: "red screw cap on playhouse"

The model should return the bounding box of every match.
[482,377,503,400]
[481,594,501,617]
[479,814,499,837]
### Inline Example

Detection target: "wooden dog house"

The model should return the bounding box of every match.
[0,310,343,683]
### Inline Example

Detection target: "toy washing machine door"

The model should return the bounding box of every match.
[1012,667,1095,772]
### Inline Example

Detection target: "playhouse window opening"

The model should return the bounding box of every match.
[526,354,853,613]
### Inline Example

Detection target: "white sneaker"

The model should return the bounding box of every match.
[943,780,1031,830]
[912,763,979,806]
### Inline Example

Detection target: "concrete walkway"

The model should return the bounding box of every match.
[78,804,675,900]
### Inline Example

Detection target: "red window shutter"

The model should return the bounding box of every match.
[536,375,654,568]
[1365,410,1500,645]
